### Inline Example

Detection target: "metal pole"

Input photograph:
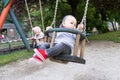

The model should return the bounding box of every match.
[9,8,31,51]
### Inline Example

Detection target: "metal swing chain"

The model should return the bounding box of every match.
[80,0,90,43]
[50,0,59,28]
[80,0,89,31]
[39,0,45,32]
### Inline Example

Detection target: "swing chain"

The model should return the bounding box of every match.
[50,0,59,28]
[25,0,33,29]
[25,0,33,35]
[80,0,89,31]
[79,0,90,43]
[39,0,45,32]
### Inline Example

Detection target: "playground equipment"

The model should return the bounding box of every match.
[45,28,86,64]
[0,0,30,51]
[0,0,13,29]
[24,0,87,64]
[0,0,89,64]
[45,0,89,64]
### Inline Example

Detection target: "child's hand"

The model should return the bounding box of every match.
[31,37,35,40]
[46,26,53,31]
[77,24,84,30]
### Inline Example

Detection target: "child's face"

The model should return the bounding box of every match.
[32,27,41,35]
[33,31,39,35]
[62,16,77,29]
[33,29,41,35]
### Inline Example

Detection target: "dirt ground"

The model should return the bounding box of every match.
[0,41,120,80]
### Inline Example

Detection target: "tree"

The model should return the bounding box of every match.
[92,0,120,32]
[1,0,119,34]
[61,0,80,17]
[93,0,120,21]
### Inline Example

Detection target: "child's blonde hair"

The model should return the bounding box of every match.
[59,15,77,28]
[62,15,77,24]
[32,26,41,33]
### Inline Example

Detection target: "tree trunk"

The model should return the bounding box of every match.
[100,9,107,21]
[68,0,80,17]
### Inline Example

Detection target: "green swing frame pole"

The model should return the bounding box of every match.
[9,9,31,51]
[1,0,31,51]
[3,0,10,7]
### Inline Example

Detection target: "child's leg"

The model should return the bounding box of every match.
[46,43,71,57]
[34,43,71,62]
[37,42,50,49]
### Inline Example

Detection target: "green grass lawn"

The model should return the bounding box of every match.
[88,30,120,43]
[0,30,120,67]
[0,49,33,67]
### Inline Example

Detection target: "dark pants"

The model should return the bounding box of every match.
[38,42,71,57]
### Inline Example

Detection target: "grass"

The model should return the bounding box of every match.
[0,30,120,67]
[88,30,120,43]
[0,49,33,67]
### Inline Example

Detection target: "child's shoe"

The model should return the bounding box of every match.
[34,48,48,62]
[28,54,43,65]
